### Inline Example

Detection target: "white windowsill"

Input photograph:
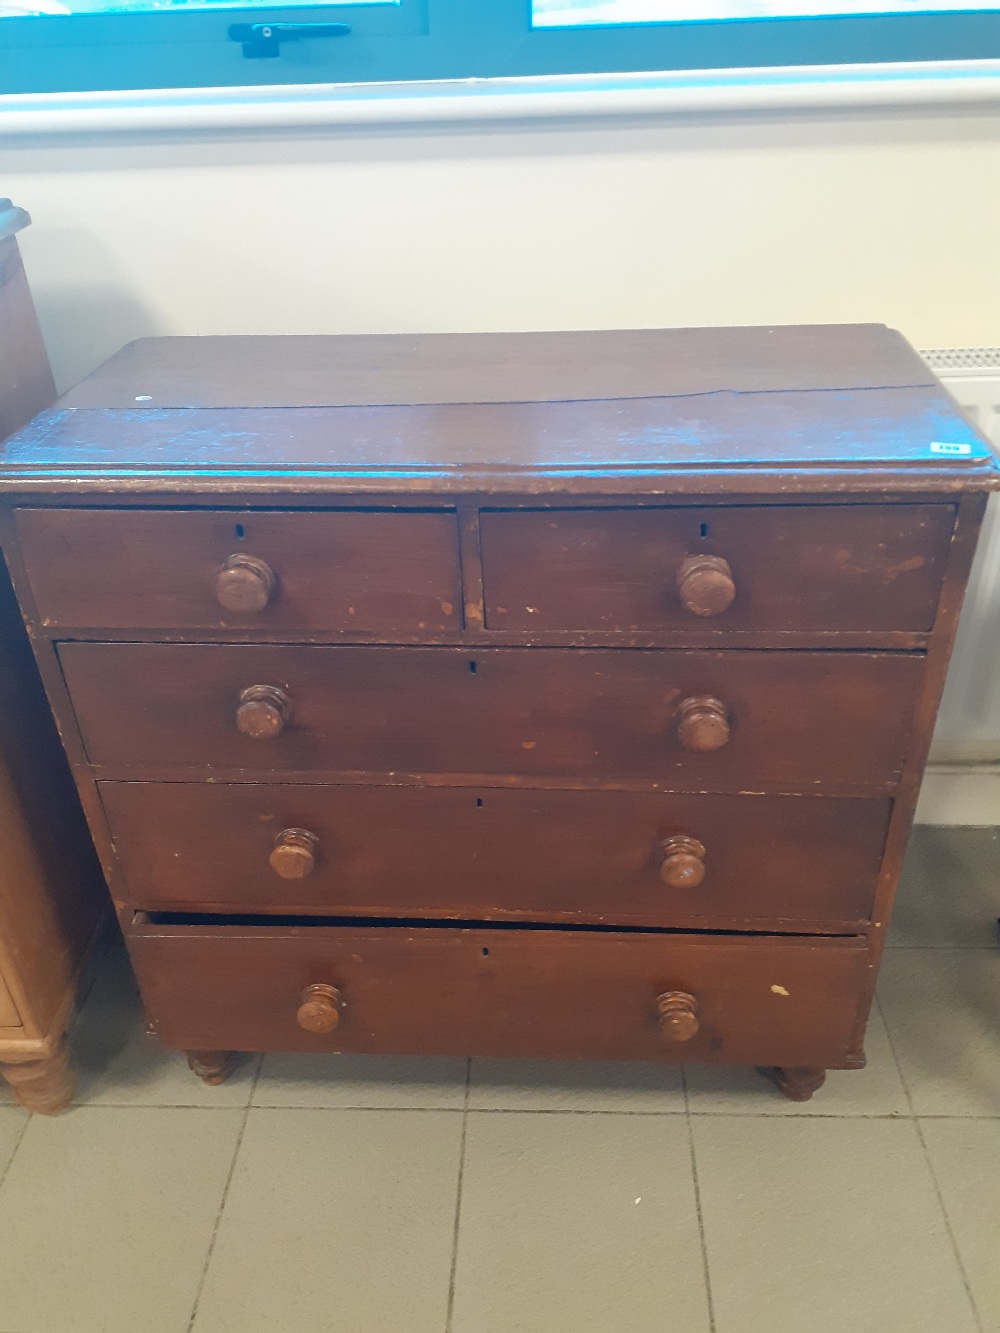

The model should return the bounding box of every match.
[1,58,1000,135]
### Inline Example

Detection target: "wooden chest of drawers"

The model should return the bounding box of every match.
[0,200,106,1114]
[2,325,996,1100]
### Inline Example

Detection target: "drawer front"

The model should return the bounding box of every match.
[15,508,462,634]
[128,920,868,1066]
[102,782,890,930]
[63,643,923,789]
[481,505,955,633]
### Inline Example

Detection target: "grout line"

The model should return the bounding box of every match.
[682,1068,717,1333]
[37,1100,1000,1119]
[0,1112,32,1195]
[877,996,986,1333]
[907,1113,1000,1121]
[250,1101,469,1112]
[883,944,999,951]
[185,1058,262,1333]
[444,1059,471,1333]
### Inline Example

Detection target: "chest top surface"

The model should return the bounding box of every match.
[1,325,996,496]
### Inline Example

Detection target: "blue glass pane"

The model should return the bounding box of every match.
[2,0,392,14]
[534,0,1000,23]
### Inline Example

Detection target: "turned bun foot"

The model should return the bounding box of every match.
[1,1035,74,1114]
[763,1066,828,1102]
[187,1050,238,1085]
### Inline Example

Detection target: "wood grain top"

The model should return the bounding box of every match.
[2,326,997,495]
[58,326,935,409]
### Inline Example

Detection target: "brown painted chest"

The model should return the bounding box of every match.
[3,325,996,1100]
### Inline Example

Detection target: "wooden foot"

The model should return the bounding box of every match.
[765,1066,827,1102]
[1,1036,74,1114]
[187,1050,238,1086]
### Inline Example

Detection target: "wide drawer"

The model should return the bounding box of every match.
[102,781,890,930]
[128,917,869,1066]
[481,504,955,633]
[62,643,924,789]
[15,507,462,634]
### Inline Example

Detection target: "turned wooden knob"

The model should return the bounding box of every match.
[656,991,699,1042]
[215,553,275,614]
[658,835,706,889]
[677,554,735,617]
[677,695,730,752]
[270,828,318,879]
[236,684,291,740]
[296,983,343,1034]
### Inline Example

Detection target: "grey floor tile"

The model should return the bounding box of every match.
[452,1112,709,1333]
[192,1108,462,1333]
[878,948,1000,1116]
[253,1051,467,1109]
[890,826,1000,948]
[686,1003,909,1117]
[70,941,259,1107]
[468,1056,685,1112]
[0,1106,244,1333]
[921,1117,1000,1333]
[0,1106,27,1175]
[693,1116,978,1333]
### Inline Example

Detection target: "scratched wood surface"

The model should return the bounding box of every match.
[17,507,463,633]
[55,326,937,407]
[58,641,924,789]
[100,780,890,930]
[129,917,870,1067]
[0,326,995,495]
[1,325,997,1094]
[481,503,955,633]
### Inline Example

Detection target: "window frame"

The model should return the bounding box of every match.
[2,0,999,96]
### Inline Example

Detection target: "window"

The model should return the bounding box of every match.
[2,0,999,96]
[535,0,999,24]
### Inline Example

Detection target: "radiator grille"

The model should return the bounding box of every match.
[918,348,1000,766]
[920,347,1000,374]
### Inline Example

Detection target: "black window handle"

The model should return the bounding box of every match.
[228,22,350,59]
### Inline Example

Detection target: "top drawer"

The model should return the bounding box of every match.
[15,508,462,635]
[481,504,955,634]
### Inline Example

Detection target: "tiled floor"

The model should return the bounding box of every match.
[0,825,997,1333]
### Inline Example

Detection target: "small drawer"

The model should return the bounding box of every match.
[481,504,955,634]
[15,507,462,635]
[128,917,868,1067]
[62,643,923,789]
[102,781,890,931]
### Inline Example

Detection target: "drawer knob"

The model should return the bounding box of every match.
[297,983,343,1034]
[236,684,291,740]
[215,553,276,614]
[270,828,318,879]
[677,554,735,617]
[656,991,699,1042]
[677,695,730,752]
[658,835,706,889]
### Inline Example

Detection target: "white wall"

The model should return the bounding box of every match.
[2,105,999,393]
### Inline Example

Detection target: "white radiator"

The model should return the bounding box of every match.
[916,348,1000,823]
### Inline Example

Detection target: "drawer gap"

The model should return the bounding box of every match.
[136,909,862,940]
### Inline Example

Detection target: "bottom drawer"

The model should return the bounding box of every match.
[128,917,869,1068]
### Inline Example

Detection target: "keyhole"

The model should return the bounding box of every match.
[234,523,245,539]
[699,522,708,539]
[475,798,483,808]
[468,660,477,674]
[481,947,489,957]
